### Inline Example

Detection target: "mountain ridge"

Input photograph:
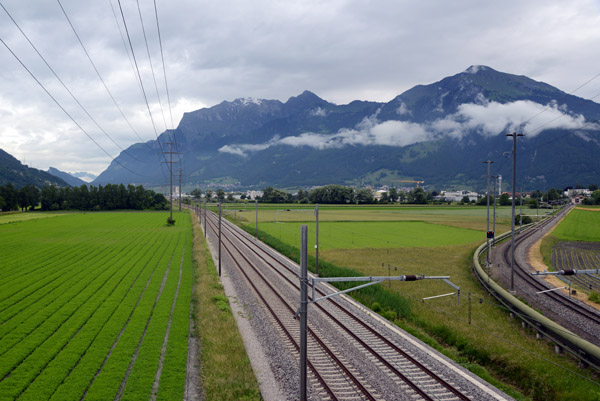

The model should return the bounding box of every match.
[93,66,600,191]
[0,149,69,188]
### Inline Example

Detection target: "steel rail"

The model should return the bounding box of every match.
[202,209,376,400]
[205,209,470,400]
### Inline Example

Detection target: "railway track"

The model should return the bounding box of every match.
[499,207,600,329]
[197,207,512,400]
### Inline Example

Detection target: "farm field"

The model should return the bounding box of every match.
[230,203,531,232]
[0,211,68,225]
[237,204,599,400]
[552,208,600,242]
[542,208,600,297]
[0,211,192,401]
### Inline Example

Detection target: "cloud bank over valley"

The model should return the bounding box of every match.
[219,99,596,157]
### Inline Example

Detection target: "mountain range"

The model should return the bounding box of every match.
[17,65,600,192]
[47,167,90,187]
[0,149,68,188]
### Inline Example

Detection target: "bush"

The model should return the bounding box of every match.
[515,215,532,225]
[166,217,176,226]
[589,292,600,304]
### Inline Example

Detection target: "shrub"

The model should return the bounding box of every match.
[167,216,176,226]
[589,292,600,304]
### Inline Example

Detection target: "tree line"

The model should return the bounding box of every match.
[0,183,167,212]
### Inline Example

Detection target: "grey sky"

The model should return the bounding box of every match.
[1,0,600,175]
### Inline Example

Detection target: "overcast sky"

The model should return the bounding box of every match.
[1,0,600,176]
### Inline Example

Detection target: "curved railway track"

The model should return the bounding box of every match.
[198,207,511,400]
[500,207,600,328]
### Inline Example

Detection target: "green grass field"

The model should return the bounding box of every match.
[552,209,600,242]
[0,211,192,401]
[260,221,484,251]
[0,211,67,225]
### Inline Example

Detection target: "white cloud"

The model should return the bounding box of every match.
[310,107,327,117]
[435,100,595,137]
[219,99,598,157]
[2,0,600,174]
[396,102,412,116]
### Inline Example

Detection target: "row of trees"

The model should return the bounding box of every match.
[0,184,40,211]
[0,183,167,212]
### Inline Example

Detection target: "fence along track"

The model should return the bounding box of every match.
[203,208,473,400]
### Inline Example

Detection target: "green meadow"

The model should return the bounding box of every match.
[260,220,484,250]
[552,208,600,242]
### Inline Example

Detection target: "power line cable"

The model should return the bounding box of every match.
[135,0,168,134]
[153,0,174,129]
[0,37,147,178]
[57,0,154,152]
[116,0,165,157]
[109,0,168,184]
[109,0,143,93]
[0,1,142,163]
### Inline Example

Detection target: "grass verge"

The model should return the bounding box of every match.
[191,215,262,401]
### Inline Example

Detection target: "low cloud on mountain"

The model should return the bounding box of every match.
[219,100,595,157]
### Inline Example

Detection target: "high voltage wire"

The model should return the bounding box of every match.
[0,37,147,178]
[153,0,174,130]
[116,0,165,158]
[108,0,169,184]
[56,0,154,153]
[109,0,143,94]
[135,0,169,135]
[0,0,143,164]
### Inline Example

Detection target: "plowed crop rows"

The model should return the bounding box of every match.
[0,212,193,401]
[551,241,600,292]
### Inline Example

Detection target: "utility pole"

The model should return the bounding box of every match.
[162,142,180,222]
[507,132,524,292]
[315,203,319,276]
[482,160,494,266]
[492,175,498,246]
[255,199,258,239]
[177,167,183,212]
[218,203,222,277]
[299,225,308,401]
[203,199,207,237]
[519,187,523,230]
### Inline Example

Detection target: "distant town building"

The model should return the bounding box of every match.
[566,188,591,197]
[246,190,263,200]
[438,190,478,202]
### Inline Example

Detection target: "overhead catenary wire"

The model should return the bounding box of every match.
[0,0,142,163]
[0,37,147,178]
